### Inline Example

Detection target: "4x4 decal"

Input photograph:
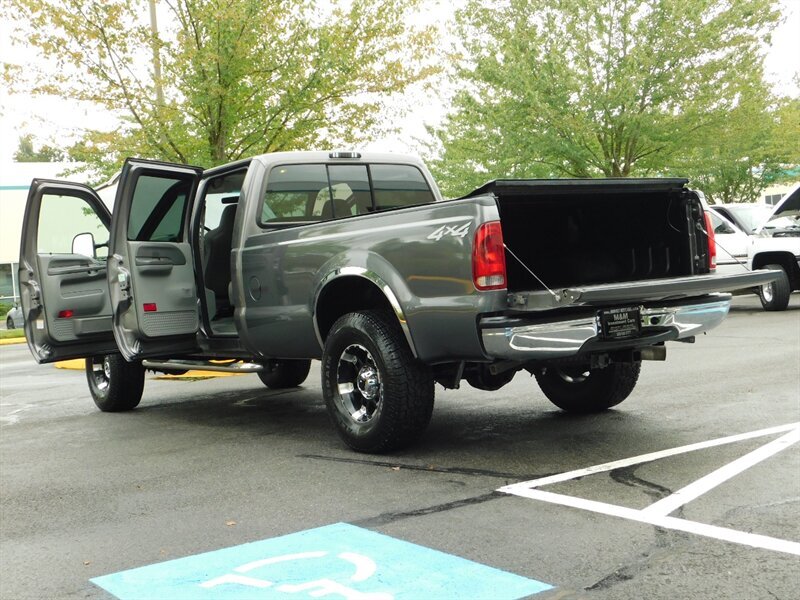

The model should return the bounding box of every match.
[427,223,471,241]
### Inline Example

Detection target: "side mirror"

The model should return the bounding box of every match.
[72,232,96,258]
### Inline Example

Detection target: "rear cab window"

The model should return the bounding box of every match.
[259,162,435,227]
[371,164,435,210]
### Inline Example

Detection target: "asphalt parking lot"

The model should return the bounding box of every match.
[1,295,798,600]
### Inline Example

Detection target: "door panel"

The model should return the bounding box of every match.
[108,159,203,360]
[19,180,118,363]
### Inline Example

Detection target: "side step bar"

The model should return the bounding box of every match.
[142,360,264,373]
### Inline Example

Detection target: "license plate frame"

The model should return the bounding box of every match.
[600,306,642,340]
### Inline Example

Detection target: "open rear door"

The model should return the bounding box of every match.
[19,180,119,363]
[108,159,203,360]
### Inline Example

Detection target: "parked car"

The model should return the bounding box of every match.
[710,203,773,234]
[709,196,800,310]
[707,210,749,276]
[748,184,800,311]
[5,304,23,329]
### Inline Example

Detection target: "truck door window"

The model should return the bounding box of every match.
[127,174,191,241]
[203,170,245,230]
[38,194,109,258]
[326,165,372,217]
[370,164,434,211]
[262,164,328,224]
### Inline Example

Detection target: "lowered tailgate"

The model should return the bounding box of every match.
[507,270,779,311]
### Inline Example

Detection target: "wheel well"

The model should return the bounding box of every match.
[752,252,800,289]
[315,276,398,342]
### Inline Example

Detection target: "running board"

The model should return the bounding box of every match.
[142,360,263,373]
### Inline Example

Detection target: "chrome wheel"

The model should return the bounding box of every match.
[761,281,774,303]
[90,355,111,392]
[336,344,382,423]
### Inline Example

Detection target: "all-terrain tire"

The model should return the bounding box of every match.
[85,354,145,412]
[535,361,641,413]
[257,359,312,389]
[759,264,791,311]
[322,310,434,453]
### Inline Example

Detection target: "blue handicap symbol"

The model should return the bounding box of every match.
[92,522,552,599]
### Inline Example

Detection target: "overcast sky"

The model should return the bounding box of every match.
[0,0,798,165]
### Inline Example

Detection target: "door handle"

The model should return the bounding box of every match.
[135,256,174,266]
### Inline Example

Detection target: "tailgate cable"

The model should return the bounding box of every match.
[696,222,752,272]
[503,243,558,298]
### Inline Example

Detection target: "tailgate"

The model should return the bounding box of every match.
[507,270,779,311]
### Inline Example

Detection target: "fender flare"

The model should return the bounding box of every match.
[313,266,418,358]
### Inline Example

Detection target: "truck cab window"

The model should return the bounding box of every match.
[262,164,328,224]
[127,174,191,241]
[371,164,434,211]
[326,165,372,217]
[38,194,108,258]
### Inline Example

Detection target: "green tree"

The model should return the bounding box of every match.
[679,95,800,204]
[13,134,66,162]
[4,0,437,180]
[431,0,789,198]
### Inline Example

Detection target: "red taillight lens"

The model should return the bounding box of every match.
[472,221,507,290]
[57,309,74,319]
[704,211,716,270]
[143,303,158,312]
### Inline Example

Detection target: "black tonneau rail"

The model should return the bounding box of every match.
[461,177,690,199]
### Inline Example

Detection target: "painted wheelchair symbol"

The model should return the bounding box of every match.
[200,551,394,600]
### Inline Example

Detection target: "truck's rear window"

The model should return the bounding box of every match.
[260,162,435,227]
[371,164,435,210]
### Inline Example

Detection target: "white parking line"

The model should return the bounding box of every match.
[642,427,800,517]
[500,422,798,494]
[499,423,800,556]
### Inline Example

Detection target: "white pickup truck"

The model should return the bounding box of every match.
[748,185,799,310]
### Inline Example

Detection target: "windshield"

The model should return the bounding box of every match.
[724,204,772,233]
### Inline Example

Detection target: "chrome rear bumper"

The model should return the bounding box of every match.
[481,297,731,361]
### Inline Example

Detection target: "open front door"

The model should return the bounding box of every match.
[108,159,203,360]
[19,180,118,363]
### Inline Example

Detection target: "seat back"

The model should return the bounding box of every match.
[204,204,237,298]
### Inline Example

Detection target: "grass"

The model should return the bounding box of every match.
[0,328,24,340]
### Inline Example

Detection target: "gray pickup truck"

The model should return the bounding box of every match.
[19,152,775,452]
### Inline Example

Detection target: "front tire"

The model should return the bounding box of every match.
[6,317,13,330]
[85,354,145,412]
[257,359,311,389]
[759,264,791,311]
[535,361,641,413]
[322,311,434,453]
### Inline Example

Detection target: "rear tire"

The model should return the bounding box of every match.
[6,317,13,330]
[322,310,434,453]
[759,264,791,311]
[535,361,641,413]
[85,354,145,412]
[257,359,311,389]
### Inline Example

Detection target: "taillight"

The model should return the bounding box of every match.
[704,211,716,271]
[472,221,507,290]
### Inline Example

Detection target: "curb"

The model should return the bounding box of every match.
[0,337,26,346]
